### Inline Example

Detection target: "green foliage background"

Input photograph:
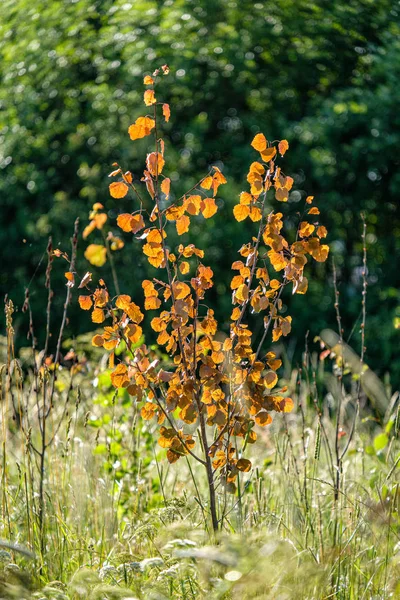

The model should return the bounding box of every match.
[0,0,399,384]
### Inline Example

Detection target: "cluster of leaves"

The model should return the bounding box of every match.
[71,68,329,492]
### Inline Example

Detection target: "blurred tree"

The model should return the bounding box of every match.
[0,0,399,384]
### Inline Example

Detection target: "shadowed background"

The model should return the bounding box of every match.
[0,0,399,385]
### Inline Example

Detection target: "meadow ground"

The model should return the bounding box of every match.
[1,328,399,600]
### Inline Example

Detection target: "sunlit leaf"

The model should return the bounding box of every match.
[84,244,107,267]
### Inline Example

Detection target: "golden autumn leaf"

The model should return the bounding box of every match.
[172,281,191,300]
[91,308,105,323]
[275,187,288,202]
[161,177,170,198]
[117,213,134,232]
[260,147,276,162]
[179,261,190,275]
[308,207,320,215]
[278,139,289,156]
[255,410,273,426]
[202,198,218,218]
[233,204,250,222]
[109,181,129,199]
[306,195,314,204]
[143,75,154,85]
[162,103,170,122]
[200,176,213,190]
[299,222,315,238]
[236,458,252,472]
[249,206,262,222]
[78,295,92,310]
[131,214,145,234]
[84,244,107,267]
[91,334,104,347]
[144,89,156,106]
[317,225,328,238]
[128,116,155,140]
[239,192,252,205]
[146,152,165,177]
[235,283,249,302]
[184,195,202,215]
[176,214,190,235]
[111,364,130,388]
[251,133,267,152]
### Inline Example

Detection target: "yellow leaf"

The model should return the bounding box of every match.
[308,207,320,215]
[202,198,218,218]
[249,206,262,222]
[299,222,315,238]
[239,192,252,205]
[260,147,276,162]
[251,133,267,152]
[233,204,250,222]
[128,116,155,140]
[143,75,154,85]
[84,244,107,267]
[235,283,249,302]
[109,181,129,199]
[200,176,213,190]
[317,226,327,238]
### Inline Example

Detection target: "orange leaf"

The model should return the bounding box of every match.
[176,215,190,235]
[146,152,165,177]
[128,116,155,140]
[144,89,156,106]
[117,213,134,232]
[308,207,320,215]
[251,133,267,152]
[109,181,128,199]
[278,139,289,156]
[131,214,145,234]
[91,308,105,323]
[179,261,190,275]
[143,75,154,85]
[317,226,327,238]
[161,177,170,198]
[78,295,92,310]
[92,334,104,347]
[111,364,130,388]
[260,147,276,162]
[233,204,250,222]
[236,458,252,472]
[299,222,315,238]
[162,103,170,122]
[172,281,191,300]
